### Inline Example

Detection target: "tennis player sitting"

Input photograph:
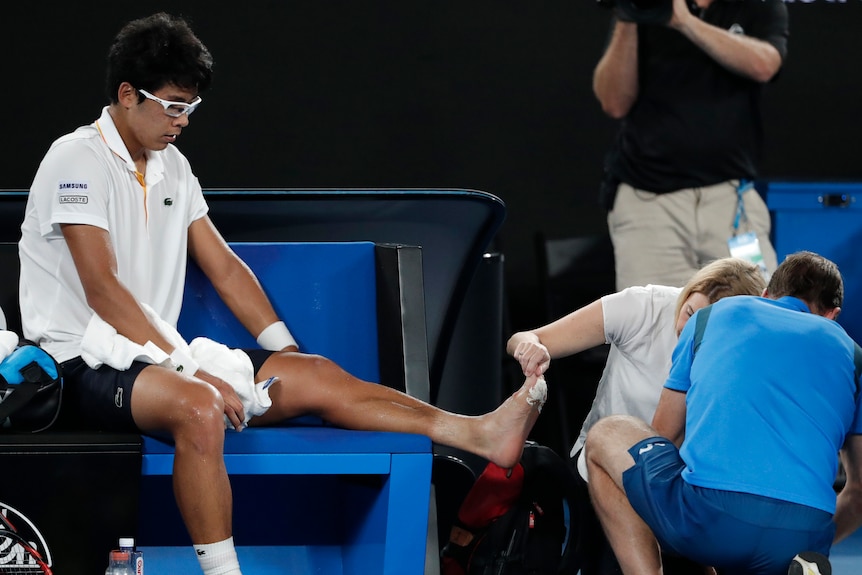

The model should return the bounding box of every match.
[18,13,546,575]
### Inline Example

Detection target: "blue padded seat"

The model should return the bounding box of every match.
[178,241,380,382]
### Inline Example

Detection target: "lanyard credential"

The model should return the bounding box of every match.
[732,179,754,235]
[728,179,768,278]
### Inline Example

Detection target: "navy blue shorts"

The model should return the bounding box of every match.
[622,437,835,575]
[58,349,274,432]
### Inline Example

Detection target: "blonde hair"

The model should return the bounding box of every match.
[673,258,767,325]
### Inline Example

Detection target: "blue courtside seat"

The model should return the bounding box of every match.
[177,241,380,382]
[139,242,433,575]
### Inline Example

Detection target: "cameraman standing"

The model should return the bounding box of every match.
[594,0,788,291]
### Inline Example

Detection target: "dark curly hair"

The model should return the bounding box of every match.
[766,251,844,314]
[105,12,213,103]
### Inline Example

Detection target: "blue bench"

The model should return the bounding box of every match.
[138,242,433,575]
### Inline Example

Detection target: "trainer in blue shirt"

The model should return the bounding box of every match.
[584,251,862,575]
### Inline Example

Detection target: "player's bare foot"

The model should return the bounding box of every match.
[477,374,546,468]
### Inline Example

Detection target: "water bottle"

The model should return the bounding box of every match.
[119,537,144,575]
[105,550,133,575]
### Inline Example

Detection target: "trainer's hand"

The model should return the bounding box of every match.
[512,341,550,377]
[195,369,246,431]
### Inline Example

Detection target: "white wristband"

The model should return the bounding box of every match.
[256,321,297,351]
[168,347,200,375]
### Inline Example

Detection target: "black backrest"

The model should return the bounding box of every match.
[0,242,21,334]
[198,189,505,400]
[535,232,616,323]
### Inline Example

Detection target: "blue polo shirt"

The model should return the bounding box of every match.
[665,295,862,513]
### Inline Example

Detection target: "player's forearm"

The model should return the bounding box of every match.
[211,263,280,339]
[85,278,178,353]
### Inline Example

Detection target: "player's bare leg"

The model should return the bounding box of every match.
[252,353,548,469]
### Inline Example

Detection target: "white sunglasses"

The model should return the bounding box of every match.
[137,88,202,118]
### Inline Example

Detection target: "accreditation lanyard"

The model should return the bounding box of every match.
[728,179,768,277]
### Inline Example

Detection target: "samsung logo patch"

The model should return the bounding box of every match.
[58,181,89,190]
[57,180,90,204]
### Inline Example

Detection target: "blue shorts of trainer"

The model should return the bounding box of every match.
[57,349,275,433]
[622,437,835,575]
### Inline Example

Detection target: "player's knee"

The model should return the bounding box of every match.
[174,384,225,434]
[271,351,334,380]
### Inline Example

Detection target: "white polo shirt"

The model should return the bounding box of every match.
[19,107,208,362]
[571,284,682,473]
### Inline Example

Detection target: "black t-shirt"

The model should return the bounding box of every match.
[607,0,789,193]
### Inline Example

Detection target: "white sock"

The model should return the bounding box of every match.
[193,537,242,575]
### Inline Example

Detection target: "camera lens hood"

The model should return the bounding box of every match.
[615,0,673,25]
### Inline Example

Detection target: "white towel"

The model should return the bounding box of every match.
[80,306,272,428]
[188,337,273,428]
[80,304,182,370]
[0,330,19,361]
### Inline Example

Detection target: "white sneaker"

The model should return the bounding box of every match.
[788,551,831,575]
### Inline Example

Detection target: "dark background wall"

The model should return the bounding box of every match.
[2,0,861,335]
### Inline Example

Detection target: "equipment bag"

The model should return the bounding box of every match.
[441,441,580,575]
[0,338,63,433]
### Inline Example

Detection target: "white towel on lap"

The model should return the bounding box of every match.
[81,304,181,370]
[80,305,272,427]
[188,337,273,427]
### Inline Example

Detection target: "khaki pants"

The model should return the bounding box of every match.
[607,180,777,290]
